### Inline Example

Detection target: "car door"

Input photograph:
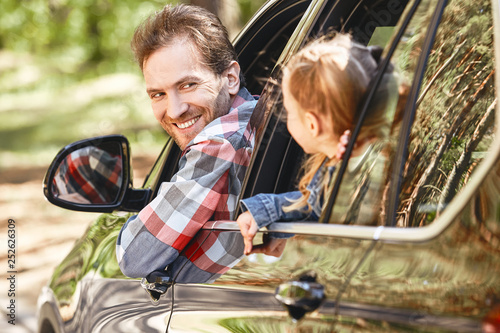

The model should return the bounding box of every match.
[167,0,500,331]
[165,0,415,331]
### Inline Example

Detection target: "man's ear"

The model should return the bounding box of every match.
[305,111,322,138]
[225,61,241,95]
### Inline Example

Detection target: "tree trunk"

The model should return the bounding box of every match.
[402,69,494,226]
[438,97,497,209]
[416,39,466,107]
[190,0,241,38]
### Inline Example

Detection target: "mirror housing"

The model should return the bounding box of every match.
[43,135,151,213]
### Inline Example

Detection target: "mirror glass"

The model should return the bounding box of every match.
[51,142,123,205]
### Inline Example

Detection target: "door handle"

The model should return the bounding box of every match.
[275,277,325,321]
[141,274,172,304]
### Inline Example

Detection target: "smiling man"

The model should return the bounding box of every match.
[116,4,258,282]
[144,38,239,151]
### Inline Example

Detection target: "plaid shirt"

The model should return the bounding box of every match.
[116,88,257,282]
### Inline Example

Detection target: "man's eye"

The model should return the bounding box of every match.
[151,92,164,99]
[182,83,196,89]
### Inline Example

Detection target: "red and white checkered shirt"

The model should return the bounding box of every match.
[54,146,122,204]
[117,88,257,282]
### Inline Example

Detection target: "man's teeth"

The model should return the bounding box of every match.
[177,116,200,129]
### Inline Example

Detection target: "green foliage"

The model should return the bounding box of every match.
[0,0,267,169]
[0,0,267,78]
[237,0,268,24]
[1,0,173,76]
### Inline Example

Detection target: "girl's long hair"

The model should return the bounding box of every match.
[283,33,407,213]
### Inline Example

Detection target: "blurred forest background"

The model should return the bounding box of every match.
[0,1,265,331]
[0,0,266,173]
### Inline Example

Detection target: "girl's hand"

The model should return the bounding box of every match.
[236,211,259,255]
[336,130,351,160]
[252,234,287,257]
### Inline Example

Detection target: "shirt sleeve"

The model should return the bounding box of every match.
[241,191,312,239]
[116,137,240,278]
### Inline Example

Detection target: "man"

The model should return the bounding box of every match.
[116,4,258,282]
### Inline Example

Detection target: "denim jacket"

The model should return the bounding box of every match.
[241,160,335,234]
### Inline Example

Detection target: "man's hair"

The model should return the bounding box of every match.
[131,4,244,85]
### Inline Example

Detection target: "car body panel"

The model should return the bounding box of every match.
[174,174,499,331]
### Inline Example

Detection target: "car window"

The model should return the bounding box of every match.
[325,0,438,225]
[327,0,496,227]
[236,0,312,95]
[241,0,413,201]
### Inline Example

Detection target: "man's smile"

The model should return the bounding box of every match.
[175,116,201,129]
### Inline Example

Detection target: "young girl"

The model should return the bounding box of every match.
[237,33,404,256]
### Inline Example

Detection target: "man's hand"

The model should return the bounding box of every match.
[236,211,259,255]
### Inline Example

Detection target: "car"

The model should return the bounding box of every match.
[37,0,500,332]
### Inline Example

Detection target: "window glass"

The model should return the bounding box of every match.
[326,0,438,225]
[247,0,415,202]
[395,0,496,227]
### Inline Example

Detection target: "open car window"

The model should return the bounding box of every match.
[240,0,411,212]
[241,0,412,203]
[246,0,496,230]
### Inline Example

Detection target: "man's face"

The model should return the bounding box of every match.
[143,38,238,150]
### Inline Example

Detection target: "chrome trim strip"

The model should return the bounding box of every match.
[232,0,278,45]
[276,0,325,67]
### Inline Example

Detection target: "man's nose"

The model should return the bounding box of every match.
[166,93,188,119]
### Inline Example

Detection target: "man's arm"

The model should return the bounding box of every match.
[116,137,244,278]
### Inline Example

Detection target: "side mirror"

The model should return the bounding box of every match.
[43,135,134,212]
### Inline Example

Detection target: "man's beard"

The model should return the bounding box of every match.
[168,88,233,150]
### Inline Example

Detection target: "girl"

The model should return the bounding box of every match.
[237,33,404,256]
